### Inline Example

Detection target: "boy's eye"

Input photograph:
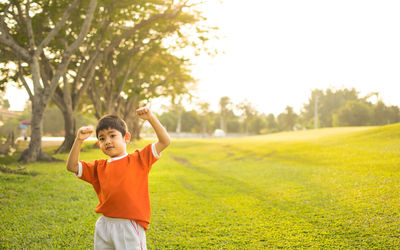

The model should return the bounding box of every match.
[99,138,104,141]
[111,134,116,138]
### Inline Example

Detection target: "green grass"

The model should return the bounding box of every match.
[1,124,399,248]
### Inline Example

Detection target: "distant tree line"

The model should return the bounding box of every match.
[301,88,400,128]
[158,88,400,135]
[1,87,399,139]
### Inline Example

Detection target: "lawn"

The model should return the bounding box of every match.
[0,123,399,248]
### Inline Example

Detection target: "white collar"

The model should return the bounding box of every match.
[107,153,128,163]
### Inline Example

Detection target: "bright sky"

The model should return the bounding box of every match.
[5,0,400,115]
[192,0,400,115]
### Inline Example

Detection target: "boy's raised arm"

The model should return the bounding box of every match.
[136,107,171,155]
[66,126,94,174]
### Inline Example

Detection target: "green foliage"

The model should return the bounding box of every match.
[1,124,399,248]
[42,107,65,136]
[337,100,372,126]
[181,111,201,133]
[372,101,400,125]
[277,106,298,131]
[0,92,10,109]
[265,113,278,132]
[0,106,97,138]
[226,116,240,133]
[300,88,400,128]
[0,118,19,138]
[248,115,267,134]
[0,109,31,138]
[237,100,257,134]
[160,108,221,134]
[42,106,97,136]
[159,111,178,132]
[301,88,359,127]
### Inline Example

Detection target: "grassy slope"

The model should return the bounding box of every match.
[0,124,399,248]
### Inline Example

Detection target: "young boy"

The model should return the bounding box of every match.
[66,107,170,249]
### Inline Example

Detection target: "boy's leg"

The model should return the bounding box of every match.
[111,219,147,250]
[94,216,114,250]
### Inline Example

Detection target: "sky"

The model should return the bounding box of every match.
[5,0,400,115]
[191,0,400,115]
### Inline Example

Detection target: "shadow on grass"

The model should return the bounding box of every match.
[0,164,40,176]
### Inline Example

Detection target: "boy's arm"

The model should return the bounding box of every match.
[66,126,94,174]
[136,107,171,155]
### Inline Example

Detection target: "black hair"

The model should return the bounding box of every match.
[96,115,128,138]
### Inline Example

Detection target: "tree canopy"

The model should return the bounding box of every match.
[0,0,217,159]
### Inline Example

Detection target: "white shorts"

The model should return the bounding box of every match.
[94,216,147,250]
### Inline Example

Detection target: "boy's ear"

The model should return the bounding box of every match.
[124,132,131,143]
[97,141,100,147]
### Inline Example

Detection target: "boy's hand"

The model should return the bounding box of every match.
[76,126,94,141]
[136,107,154,121]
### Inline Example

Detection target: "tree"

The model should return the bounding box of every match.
[372,100,400,125]
[226,110,240,133]
[301,88,359,128]
[249,115,267,134]
[170,96,185,134]
[181,110,201,133]
[51,1,194,152]
[337,100,372,126]
[385,105,400,124]
[237,100,257,134]
[277,106,298,131]
[197,101,210,135]
[0,0,97,162]
[219,96,231,133]
[265,113,278,132]
[373,100,389,125]
[159,111,178,132]
[84,1,209,140]
[0,91,10,110]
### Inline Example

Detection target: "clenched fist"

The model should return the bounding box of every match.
[76,126,94,141]
[136,107,154,121]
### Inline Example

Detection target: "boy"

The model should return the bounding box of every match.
[66,107,170,249]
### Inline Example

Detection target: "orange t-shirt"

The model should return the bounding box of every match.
[78,143,159,230]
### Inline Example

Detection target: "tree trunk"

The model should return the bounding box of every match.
[201,119,207,136]
[55,109,76,153]
[18,98,58,162]
[220,113,227,133]
[176,107,182,134]
[130,116,142,140]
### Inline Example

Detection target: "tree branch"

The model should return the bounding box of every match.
[51,86,66,113]
[104,4,185,57]
[40,54,53,88]
[0,10,30,61]
[17,59,33,100]
[23,0,36,50]
[43,0,98,103]
[73,51,103,109]
[8,2,24,28]
[62,73,72,110]
[88,79,103,119]
[35,0,81,56]
[30,55,43,92]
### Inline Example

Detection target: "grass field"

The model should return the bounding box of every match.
[0,124,399,248]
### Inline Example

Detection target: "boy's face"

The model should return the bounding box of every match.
[97,128,130,158]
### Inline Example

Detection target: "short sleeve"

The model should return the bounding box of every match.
[151,143,161,159]
[137,143,159,171]
[76,162,83,178]
[79,160,99,184]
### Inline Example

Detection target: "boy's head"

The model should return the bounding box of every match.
[96,115,128,138]
[96,115,131,158]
